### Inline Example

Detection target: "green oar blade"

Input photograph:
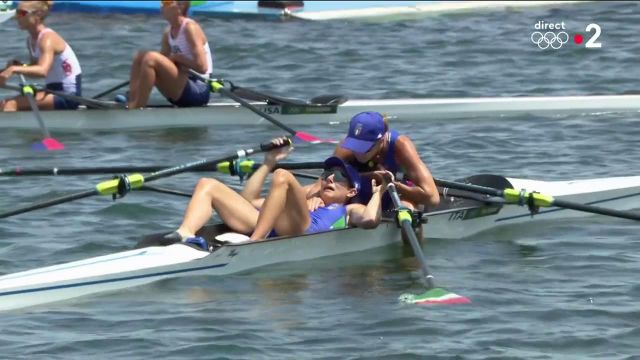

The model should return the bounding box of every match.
[399,288,471,305]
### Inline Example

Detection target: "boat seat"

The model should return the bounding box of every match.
[214,232,251,244]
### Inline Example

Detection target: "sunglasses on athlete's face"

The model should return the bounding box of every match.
[321,168,351,185]
[16,8,36,18]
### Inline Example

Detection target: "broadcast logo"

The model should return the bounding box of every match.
[531,21,602,50]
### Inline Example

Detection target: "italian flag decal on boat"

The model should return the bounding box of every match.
[399,288,471,305]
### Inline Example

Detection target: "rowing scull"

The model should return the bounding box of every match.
[0,174,638,311]
[0,94,639,131]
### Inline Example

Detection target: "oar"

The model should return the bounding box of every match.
[15,74,64,151]
[91,80,130,99]
[0,160,325,176]
[434,178,640,222]
[189,70,336,144]
[3,83,119,109]
[388,182,471,305]
[140,184,192,198]
[0,139,291,219]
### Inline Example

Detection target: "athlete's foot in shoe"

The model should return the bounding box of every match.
[184,236,209,251]
[163,229,193,244]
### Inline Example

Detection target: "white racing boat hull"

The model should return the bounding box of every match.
[1,95,639,131]
[290,1,585,21]
[37,1,588,21]
[0,175,638,311]
[0,223,401,311]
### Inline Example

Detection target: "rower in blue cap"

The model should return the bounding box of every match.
[334,111,440,213]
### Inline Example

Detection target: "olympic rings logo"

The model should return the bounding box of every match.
[531,31,569,49]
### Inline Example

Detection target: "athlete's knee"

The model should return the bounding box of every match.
[2,99,17,112]
[141,51,161,67]
[271,169,294,188]
[133,51,147,63]
[194,177,225,195]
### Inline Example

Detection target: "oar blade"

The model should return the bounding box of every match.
[294,131,338,144]
[399,287,471,305]
[31,137,65,152]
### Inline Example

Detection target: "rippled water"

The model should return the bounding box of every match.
[1,2,639,359]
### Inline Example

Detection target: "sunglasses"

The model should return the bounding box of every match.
[16,8,36,18]
[320,168,351,185]
[161,1,177,8]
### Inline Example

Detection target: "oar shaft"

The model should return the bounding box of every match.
[0,189,96,219]
[0,162,326,176]
[140,185,192,198]
[387,183,435,289]
[218,87,297,135]
[142,140,292,182]
[435,177,640,221]
[0,166,161,176]
[4,83,118,109]
[434,178,502,197]
[18,75,51,138]
[0,140,292,219]
[552,198,640,221]
[189,70,297,136]
[92,80,129,99]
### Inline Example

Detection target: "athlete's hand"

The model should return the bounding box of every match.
[371,170,393,194]
[264,136,293,167]
[4,59,22,70]
[0,66,15,87]
[307,197,325,211]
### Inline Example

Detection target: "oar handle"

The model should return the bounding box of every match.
[260,137,292,151]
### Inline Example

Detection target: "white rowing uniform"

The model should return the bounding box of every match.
[27,27,82,94]
[167,18,213,77]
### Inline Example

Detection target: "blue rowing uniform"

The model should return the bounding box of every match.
[306,203,348,233]
[352,129,405,210]
[351,129,401,175]
[268,203,348,238]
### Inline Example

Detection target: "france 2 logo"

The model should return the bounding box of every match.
[531,21,602,50]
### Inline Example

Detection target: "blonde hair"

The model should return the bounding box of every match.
[23,1,54,20]
[382,113,390,132]
[177,0,190,16]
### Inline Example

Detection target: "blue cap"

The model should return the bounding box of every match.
[341,111,385,154]
[323,156,361,194]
